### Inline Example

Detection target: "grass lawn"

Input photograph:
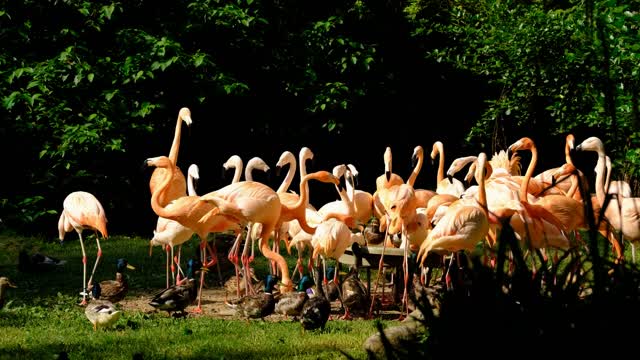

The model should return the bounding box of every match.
[0,231,396,360]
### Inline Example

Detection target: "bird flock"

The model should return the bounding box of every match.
[12,107,638,331]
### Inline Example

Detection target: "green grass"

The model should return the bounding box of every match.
[0,231,391,360]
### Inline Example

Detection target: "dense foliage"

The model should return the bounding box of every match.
[1,0,638,236]
[405,0,640,180]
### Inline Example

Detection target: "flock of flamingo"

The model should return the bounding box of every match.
[57,107,639,321]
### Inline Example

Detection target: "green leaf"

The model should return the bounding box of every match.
[102,4,115,20]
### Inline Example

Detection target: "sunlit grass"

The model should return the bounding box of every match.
[0,231,391,360]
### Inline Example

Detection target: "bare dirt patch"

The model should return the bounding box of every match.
[120,282,404,321]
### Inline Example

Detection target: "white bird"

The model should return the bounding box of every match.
[150,164,199,288]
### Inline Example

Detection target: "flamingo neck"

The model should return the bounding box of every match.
[476,154,488,215]
[277,156,296,193]
[299,151,311,206]
[168,114,184,165]
[435,142,445,183]
[519,144,537,203]
[407,149,423,187]
[594,152,607,206]
[187,174,197,196]
[150,161,176,219]
[232,159,243,183]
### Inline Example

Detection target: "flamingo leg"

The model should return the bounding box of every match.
[369,215,390,318]
[228,233,243,297]
[175,245,185,285]
[169,245,176,286]
[87,235,103,295]
[78,231,88,305]
[193,238,207,314]
[241,228,256,296]
[401,230,410,319]
[165,245,171,289]
[204,239,222,286]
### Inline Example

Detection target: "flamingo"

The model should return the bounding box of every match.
[431,141,465,197]
[148,107,193,207]
[311,217,364,319]
[150,163,200,288]
[533,134,578,199]
[145,156,245,312]
[406,145,437,208]
[417,152,491,290]
[576,136,640,262]
[198,169,341,296]
[227,155,271,296]
[344,164,375,227]
[373,147,405,232]
[264,148,316,259]
[550,162,624,260]
[507,137,572,270]
[375,146,405,191]
[222,155,244,184]
[58,191,108,305]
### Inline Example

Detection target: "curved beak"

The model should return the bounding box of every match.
[141,159,151,172]
[385,171,391,182]
[411,153,418,168]
[149,241,154,257]
[446,174,454,184]
[348,174,356,190]
[275,165,282,178]
[8,280,16,288]
[126,263,136,270]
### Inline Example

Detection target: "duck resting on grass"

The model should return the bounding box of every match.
[149,258,201,317]
[18,250,67,273]
[225,274,278,321]
[85,284,121,331]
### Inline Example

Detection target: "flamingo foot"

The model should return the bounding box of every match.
[339,310,353,320]
[191,306,203,314]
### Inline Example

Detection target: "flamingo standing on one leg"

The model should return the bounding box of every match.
[58,191,108,306]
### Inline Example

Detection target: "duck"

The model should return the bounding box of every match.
[84,286,122,331]
[225,274,278,321]
[300,266,331,331]
[274,275,314,320]
[89,258,135,303]
[18,250,67,273]
[340,267,370,319]
[363,217,385,245]
[0,277,17,310]
[149,257,201,317]
[224,267,263,299]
